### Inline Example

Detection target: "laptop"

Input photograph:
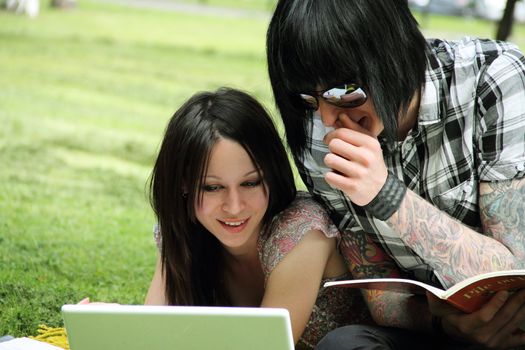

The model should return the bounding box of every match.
[61,304,295,350]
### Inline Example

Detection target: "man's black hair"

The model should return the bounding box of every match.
[267,0,428,158]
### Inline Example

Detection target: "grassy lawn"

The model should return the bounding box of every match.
[0,0,272,337]
[158,0,278,12]
[1,0,524,338]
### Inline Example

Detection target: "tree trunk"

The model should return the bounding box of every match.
[50,0,76,8]
[496,0,517,41]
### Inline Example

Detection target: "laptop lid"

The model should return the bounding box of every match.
[61,304,295,350]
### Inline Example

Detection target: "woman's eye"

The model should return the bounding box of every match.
[203,185,222,192]
[242,179,262,188]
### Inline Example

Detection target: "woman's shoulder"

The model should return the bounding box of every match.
[273,191,338,236]
[279,191,327,217]
[258,191,340,276]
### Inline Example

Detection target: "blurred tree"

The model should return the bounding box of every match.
[496,0,517,40]
[50,0,76,8]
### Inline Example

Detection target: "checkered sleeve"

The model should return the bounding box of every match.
[476,46,525,180]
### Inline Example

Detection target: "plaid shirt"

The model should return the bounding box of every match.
[299,37,525,287]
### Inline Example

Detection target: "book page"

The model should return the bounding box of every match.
[324,278,447,298]
[0,338,63,350]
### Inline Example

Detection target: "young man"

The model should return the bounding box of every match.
[266,0,525,348]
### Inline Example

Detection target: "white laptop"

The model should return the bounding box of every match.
[61,304,295,350]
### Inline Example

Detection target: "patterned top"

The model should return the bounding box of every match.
[299,37,525,288]
[259,192,373,349]
[154,192,373,349]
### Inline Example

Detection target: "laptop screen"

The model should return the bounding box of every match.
[62,304,295,350]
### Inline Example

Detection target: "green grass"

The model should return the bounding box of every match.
[0,0,272,337]
[167,0,278,11]
[1,0,524,338]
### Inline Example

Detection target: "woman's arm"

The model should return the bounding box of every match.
[144,255,167,305]
[260,229,335,344]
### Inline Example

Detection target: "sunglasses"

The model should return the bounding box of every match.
[299,84,367,111]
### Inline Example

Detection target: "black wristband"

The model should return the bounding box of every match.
[362,171,407,220]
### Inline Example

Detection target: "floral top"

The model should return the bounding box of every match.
[154,191,373,349]
[259,192,373,349]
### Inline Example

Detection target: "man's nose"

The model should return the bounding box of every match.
[318,100,340,127]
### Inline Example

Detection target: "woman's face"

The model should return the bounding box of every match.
[194,138,269,255]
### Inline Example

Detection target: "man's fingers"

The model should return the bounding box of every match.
[323,124,373,147]
[487,289,525,342]
[336,113,370,135]
[474,290,510,325]
[426,290,510,338]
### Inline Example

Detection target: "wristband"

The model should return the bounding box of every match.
[362,171,407,220]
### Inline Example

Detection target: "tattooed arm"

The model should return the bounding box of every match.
[387,177,525,287]
[340,229,432,331]
[479,179,525,260]
[324,124,525,287]
[339,216,525,346]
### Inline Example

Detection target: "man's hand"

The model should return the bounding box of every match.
[427,290,525,349]
[323,113,388,206]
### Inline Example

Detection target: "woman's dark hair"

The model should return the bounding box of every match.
[266,0,428,159]
[149,87,296,306]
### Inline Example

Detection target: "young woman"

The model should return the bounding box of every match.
[144,87,375,349]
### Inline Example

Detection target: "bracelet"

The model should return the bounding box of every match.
[362,171,407,220]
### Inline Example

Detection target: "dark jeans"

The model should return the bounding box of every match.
[315,325,481,350]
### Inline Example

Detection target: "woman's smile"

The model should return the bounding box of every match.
[218,218,250,233]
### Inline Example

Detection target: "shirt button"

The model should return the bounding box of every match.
[517,164,525,172]
[463,184,473,193]
[404,143,413,151]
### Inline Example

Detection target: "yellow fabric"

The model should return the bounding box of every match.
[30,325,69,350]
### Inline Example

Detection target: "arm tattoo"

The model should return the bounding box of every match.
[387,180,523,287]
[479,178,525,259]
[339,230,431,330]
[363,290,431,331]
[339,229,400,279]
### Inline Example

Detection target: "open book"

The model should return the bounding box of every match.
[324,269,525,313]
